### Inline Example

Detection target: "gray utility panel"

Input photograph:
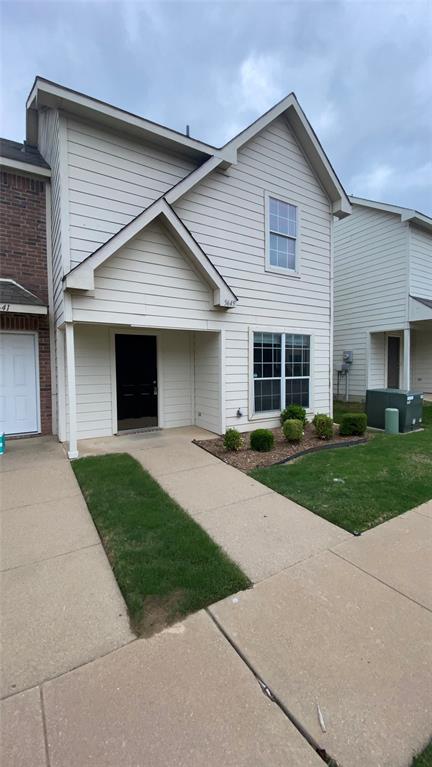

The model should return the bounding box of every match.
[366,389,424,432]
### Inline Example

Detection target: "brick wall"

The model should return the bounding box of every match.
[0,170,52,434]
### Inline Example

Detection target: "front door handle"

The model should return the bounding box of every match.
[153,380,158,396]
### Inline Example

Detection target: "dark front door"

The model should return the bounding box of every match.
[387,336,400,388]
[115,334,158,430]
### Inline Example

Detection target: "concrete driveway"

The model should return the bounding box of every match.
[0,436,134,698]
[1,431,431,767]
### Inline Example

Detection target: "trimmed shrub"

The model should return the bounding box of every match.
[283,418,303,443]
[314,414,334,440]
[223,428,243,452]
[280,404,307,426]
[250,429,274,452]
[339,412,367,436]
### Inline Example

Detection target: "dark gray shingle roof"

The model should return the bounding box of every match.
[0,138,50,170]
[411,296,432,310]
[0,279,46,307]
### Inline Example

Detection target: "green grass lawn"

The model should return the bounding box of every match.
[72,453,250,635]
[250,402,432,534]
[412,740,432,767]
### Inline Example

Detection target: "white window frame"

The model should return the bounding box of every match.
[264,191,301,277]
[248,327,314,420]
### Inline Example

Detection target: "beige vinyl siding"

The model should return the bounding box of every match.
[68,115,333,435]
[72,219,213,325]
[194,331,221,433]
[159,331,194,428]
[334,206,409,398]
[65,116,197,268]
[410,225,432,300]
[174,115,333,427]
[38,109,65,325]
[411,328,432,392]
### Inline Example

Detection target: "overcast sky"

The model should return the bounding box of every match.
[1,0,431,213]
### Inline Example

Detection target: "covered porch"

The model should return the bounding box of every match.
[367,319,432,395]
[59,323,224,458]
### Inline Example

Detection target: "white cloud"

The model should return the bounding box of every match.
[349,161,432,203]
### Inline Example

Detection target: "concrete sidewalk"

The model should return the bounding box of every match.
[79,427,350,582]
[0,436,134,698]
[2,431,431,766]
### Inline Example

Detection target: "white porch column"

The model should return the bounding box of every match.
[65,323,78,459]
[403,327,411,390]
[56,328,67,443]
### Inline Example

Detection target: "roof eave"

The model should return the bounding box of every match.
[26,77,234,164]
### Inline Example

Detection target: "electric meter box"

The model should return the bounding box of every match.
[366,389,424,432]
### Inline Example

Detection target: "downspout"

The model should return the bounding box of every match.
[329,210,334,417]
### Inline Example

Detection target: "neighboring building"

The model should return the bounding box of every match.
[334,196,432,400]
[0,139,53,436]
[22,77,350,457]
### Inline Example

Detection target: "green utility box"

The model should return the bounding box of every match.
[366,389,424,432]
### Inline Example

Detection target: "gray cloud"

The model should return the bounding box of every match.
[1,0,431,212]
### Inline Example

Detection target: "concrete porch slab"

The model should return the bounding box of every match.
[132,440,219,477]
[195,493,350,582]
[1,494,100,571]
[0,687,47,767]
[0,545,134,697]
[210,551,432,767]
[156,462,272,517]
[332,510,432,610]
[77,426,214,457]
[0,462,80,511]
[43,611,322,767]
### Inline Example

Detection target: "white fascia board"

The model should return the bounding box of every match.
[164,155,229,205]
[27,78,233,162]
[409,297,432,322]
[0,156,51,178]
[162,205,237,307]
[1,304,48,315]
[350,197,432,232]
[64,198,166,289]
[223,93,351,217]
[64,199,237,308]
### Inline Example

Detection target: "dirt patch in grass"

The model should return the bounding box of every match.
[139,589,187,637]
[195,423,367,472]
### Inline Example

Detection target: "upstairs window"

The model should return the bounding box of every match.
[266,195,298,274]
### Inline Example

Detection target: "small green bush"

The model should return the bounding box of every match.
[314,414,334,440]
[280,404,307,426]
[283,419,303,442]
[339,412,367,436]
[250,428,274,452]
[223,428,243,452]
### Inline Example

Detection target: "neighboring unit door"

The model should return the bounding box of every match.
[115,334,158,430]
[0,333,39,434]
[387,336,401,388]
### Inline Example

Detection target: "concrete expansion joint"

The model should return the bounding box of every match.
[205,608,339,767]
[329,549,432,614]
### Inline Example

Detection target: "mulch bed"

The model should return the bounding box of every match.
[194,423,368,472]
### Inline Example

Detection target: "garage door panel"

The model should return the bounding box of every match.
[0,333,39,434]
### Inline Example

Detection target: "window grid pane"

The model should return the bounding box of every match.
[254,332,282,412]
[269,197,297,271]
[253,332,310,413]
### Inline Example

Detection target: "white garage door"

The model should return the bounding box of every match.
[0,333,39,435]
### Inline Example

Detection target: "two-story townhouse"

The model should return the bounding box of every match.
[25,77,350,458]
[334,196,432,400]
[0,139,54,437]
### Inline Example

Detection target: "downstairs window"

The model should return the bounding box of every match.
[253,332,310,413]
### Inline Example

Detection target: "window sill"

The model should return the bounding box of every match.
[264,264,301,278]
[249,410,281,422]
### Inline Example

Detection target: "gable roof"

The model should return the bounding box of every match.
[27,77,350,216]
[350,196,432,233]
[64,198,238,309]
[0,278,47,314]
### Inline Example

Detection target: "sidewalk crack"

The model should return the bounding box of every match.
[205,607,340,766]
